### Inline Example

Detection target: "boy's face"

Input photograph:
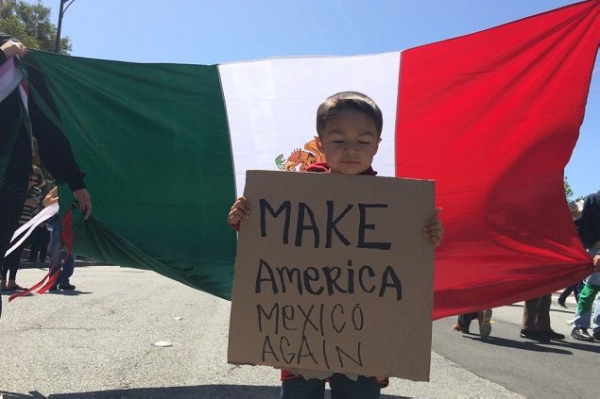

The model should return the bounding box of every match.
[316,110,380,175]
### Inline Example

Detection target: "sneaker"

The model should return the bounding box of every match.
[58,282,76,291]
[478,309,493,340]
[571,328,594,342]
[545,330,566,341]
[593,331,600,341]
[520,329,551,343]
[452,324,470,334]
[49,285,58,292]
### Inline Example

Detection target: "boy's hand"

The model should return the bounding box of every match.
[424,207,444,247]
[228,196,251,228]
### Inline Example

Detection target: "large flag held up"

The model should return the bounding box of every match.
[14,0,599,319]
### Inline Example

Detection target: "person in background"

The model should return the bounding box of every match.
[519,294,564,343]
[557,201,583,308]
[571,192,600,341]
[0,166,42,290]
[452,309,493,340]
[1,34,91,320]
[27,170,51,263]
[44,187,77,291]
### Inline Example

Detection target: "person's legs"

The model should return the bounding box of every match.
[521,297,550,342]
[57,252,76,289]
[38,227,50,262]
[478,309,493,340]
[28,226,43,262]
[558,285,574,307]
[329,374,381,399]
[572,275,599,341]
[2,244,27,289]
[452,312,478,333]
[280,377,326,399]
[591,294,600,340]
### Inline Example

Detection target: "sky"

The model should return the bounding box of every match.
[38,0,599,199]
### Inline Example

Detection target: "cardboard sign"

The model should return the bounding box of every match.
[228,170,435,381]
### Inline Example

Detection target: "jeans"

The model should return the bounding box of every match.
[280,374,381,399]
[49,217,75,285]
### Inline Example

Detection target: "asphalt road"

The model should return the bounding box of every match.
[0,265,591,398]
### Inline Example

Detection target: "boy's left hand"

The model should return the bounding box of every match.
[424,208,444,247]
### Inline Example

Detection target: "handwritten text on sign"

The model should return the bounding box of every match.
[228,171,434,380]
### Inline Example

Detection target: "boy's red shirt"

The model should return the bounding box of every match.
[230,162,388,387]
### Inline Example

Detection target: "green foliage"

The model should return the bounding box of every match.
[564,176,583,203]
[564,176,574,201]
[0,0,71,53]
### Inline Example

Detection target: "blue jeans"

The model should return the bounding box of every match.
[280,374,381,399]
[49,217,76,285]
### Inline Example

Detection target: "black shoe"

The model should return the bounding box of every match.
[571,328,594,342]
[545,330,565,341]
[49,285,58,292]
[593,331,600,341]
[58,283,76,291]
[520,329,551,343]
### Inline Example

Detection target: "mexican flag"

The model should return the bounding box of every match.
[16,0,599,319]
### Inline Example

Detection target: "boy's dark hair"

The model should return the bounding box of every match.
[316,91,383,137]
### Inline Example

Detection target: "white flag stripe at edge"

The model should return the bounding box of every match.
[5,203,59,258]
[218,52,401,196]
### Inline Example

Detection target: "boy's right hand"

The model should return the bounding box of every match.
[228,196,251,229]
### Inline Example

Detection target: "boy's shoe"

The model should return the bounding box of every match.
[49,285,59,292]
[593,331,600,341]
[545,330,565,341]
[571,328,594,342]
[58,282,76,291]
[451,324,469,334]
[520,329,551,343]
[478,309,493,340]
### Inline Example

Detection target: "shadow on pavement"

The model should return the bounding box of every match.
[1,386,406,398]
[460,334,600,354]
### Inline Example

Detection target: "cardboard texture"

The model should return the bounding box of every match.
[228,170,435,381]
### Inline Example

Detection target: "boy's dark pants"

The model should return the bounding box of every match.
[281,374,381,399]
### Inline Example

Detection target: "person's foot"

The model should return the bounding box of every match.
[571,328,595,342]
[452,324,469,334]
[557,299,567,308]
[5,283,28,291]
[593,331,600,341]
[544,330,566,341]
[58,282,76,291]
[477,309,493,340]
[49,285,58,292]
[520,329,551,343]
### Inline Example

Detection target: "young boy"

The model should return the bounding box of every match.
[228,91,444,398]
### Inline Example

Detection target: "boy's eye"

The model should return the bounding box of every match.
[359,141,371,145]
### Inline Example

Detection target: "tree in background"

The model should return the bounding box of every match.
[564,176,583,203]
[0,0,71,53]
